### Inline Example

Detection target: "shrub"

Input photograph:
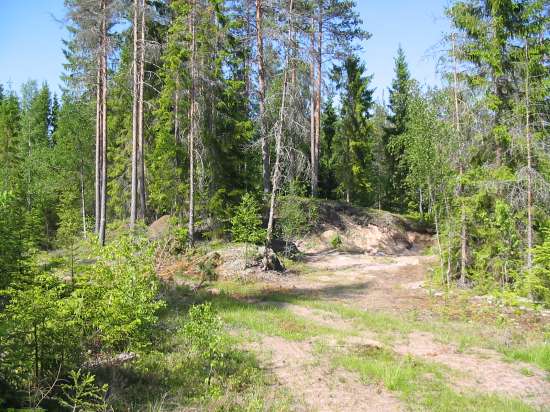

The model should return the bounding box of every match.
[530,228,550,305]
[57,369,109,412]
[231,193,266,266]
[0,191,29,289]
[76,235,165,352]
[330,233,343,249]
[183,303,226,387]
[0,235,165,409]
[231,193,266,245]
[277,196,318,255]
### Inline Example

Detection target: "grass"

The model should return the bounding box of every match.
[333,346,536,412]
[102,285,297,411]
[210,294,343,341]
[502,344,550,373]
[239,287,550,376]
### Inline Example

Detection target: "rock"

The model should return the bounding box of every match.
[261,248,285,272]
[201,251,222,267]
[148,215,172,239]
[271,239,300,257]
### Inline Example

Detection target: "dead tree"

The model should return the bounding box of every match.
[188,0,198,247]
[452,33,468,285]
[256,0,270,194]
[266,0,294,247]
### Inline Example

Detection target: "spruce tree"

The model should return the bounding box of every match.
[319,98,338,198]
[384,46,412,212]
[331,55,374,203]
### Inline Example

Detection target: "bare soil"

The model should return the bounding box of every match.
[237,248,550,411]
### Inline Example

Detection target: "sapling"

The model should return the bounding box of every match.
[230,193,266,267]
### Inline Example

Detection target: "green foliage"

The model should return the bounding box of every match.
[319,99,339,198]
[277,196,319,249]
[331,54,375,204]
[530,228,550,305]
[76,236,165,352]
[183,303,226,387]
[0,273,81,406]
[330,233,343,249]
[230,193,266,246]
[57,370,109,412]
[384,46,413,211]
[0,191,29,288]
[0,236,164,408]
[56,190,82,282]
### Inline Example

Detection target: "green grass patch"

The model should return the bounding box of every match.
[333,347,535,412]
[502,344,550,373]
[211,295,341,341]
[104,288,296,411]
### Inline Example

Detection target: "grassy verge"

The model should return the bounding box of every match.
[95,285,297,411]
[239,280,549,374]
[332,347,535,412]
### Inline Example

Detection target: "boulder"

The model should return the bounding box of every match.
[271,238,300,257]
[148,215,172,240]
[261,248,285,272]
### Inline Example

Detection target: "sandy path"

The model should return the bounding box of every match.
[242,251,550,410]
[246,336,403,412]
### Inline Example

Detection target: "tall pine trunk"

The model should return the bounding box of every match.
[138,0,146,220]
[314,6,322,197]
[309,24,317,197]
[188,0,197,248]
[95,62,102,235]
[256,0,270,194]
[130,0,139,229]
[525,42,533,270]
[266,0,293,247]
[452,33,467,285]
[98,0,108,246]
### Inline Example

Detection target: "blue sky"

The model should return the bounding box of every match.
[0,0,450,101]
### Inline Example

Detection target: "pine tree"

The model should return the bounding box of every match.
[384,46,412,211]
[319,98,338,198]
[0,89,21,189]
[331,55,374,203]
[308,0,369,197]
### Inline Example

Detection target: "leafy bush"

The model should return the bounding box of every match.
[0,273,82,406]
[530,228,550,305]
[0,235,165,409]
[183,303,227,387]
[277,196,319,253]
[230,193,266,245]
[76,235,165,352]
[330,233,343,249]
[231,193,266,266]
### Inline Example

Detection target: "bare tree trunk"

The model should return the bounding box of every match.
[525,42,533,270]
[256,0,270,194]
[98,0,107,246]
[188,0,197,248]
[95,62,101,234]
[313,5,322,197]
[452,33,467,284]
[429,182,446,286]
[444,193,453,287]
[174,87,180,145]
[138,0,146,220]
[80,161,87,238]
[266,0,294,247]
[130,0,139,229]
[309,24,316,197]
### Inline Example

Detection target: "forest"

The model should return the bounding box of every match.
[0,0,549,411]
